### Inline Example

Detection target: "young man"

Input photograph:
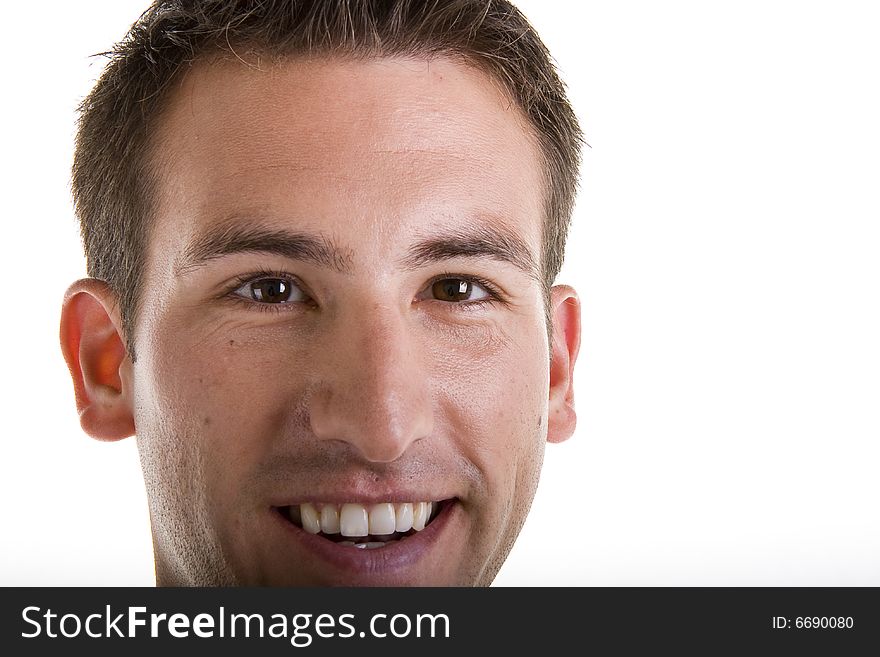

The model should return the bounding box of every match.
[61,0,583,585]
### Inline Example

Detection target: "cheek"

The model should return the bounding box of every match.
[429,318,550,490]
[133,320,302,504]
[172,329,296,421]
[428,318,548,583]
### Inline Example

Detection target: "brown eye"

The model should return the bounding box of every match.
[432,278,472,302]
[429,277,494,303]
[251,279,290,303]
[234,277,305,304]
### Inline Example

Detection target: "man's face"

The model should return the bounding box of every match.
[129,55,566,585]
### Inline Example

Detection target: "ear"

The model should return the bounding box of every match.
[546,285,581,444]
[59,278,135,441]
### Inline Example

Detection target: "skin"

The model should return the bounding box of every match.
[61,55,581,585]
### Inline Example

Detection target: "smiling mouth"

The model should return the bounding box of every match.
[278,501,446,549]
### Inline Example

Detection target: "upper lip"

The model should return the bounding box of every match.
[268,490,459,507]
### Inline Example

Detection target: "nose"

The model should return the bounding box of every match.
[308,303,433,462]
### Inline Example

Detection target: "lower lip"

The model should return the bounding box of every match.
[270,501,458,580]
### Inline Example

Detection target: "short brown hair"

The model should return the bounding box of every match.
[73,0,583,355]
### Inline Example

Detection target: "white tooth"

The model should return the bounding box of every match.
[364,542,386,549]
[353,543,368,549]
[412,502,428,531]
[320,505,340,534]
[340,503,369,537]
[300,503,321,534]
[338,541,356,547]
[395,503,413,532]
[369,503,396,536]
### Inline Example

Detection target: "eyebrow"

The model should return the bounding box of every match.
[400,223,539,280]
[177,223,354,275]
[176,219,539,279]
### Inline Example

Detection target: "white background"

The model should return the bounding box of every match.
[1,1,878,586]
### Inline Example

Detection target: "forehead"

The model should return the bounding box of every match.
[149,55,546,261]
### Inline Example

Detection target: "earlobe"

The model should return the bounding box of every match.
[59,279,135,441]
[546,285,581,444]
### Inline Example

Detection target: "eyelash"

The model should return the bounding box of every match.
[223,268,313,314]
[428,271,507,310]
[222,268,507,313]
